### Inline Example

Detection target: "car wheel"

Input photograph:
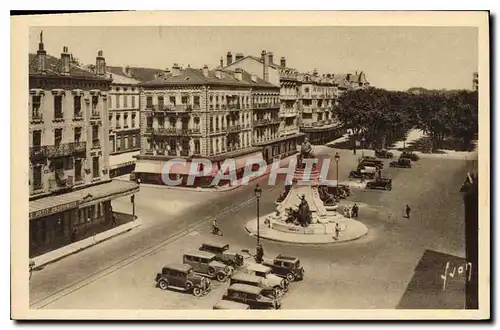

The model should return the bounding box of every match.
[193,287,203,297]
[386,185,392,191]
[216,272,227,282]
[286,273,295,282]
[158,279,168,290]
[274,287,283,298]
[185,281,193,291]
[207,267,216,276]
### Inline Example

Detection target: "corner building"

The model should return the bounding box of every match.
[134,63,293,186]
[28,34,139,257]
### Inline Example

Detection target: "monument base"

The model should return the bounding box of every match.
[245,211,369,244]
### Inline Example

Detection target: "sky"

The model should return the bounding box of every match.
[29,26,478,91]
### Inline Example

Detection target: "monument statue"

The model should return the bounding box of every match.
[296,193,312,227]
[297,138,315,169]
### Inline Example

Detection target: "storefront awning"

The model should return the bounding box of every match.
[29,180,139,221]
[109,151,140,170]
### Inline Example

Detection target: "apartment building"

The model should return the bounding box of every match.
[28,33,139,257]
[133,63,291,187]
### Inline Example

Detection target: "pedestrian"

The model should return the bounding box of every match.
[405,204,411,219]
[352,204,359,218]
[71,227,77,242]
[333,222,341,240]
[112,213,118,227]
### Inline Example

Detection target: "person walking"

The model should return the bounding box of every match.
[405,204,411,219]
[333,222,341,240]
[111,213,118,227]
[352,204,359,218]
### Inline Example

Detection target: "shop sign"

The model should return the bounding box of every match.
[29,201,78,220]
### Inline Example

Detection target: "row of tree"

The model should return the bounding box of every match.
[335,87,478,151]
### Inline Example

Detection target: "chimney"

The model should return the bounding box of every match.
[235,53,244,61]
[251,74,258,83]
[220,57,224,68]
[61,46,71,75]
[123,65,130,76]
[313,68,318,76]
[172,63,181,77]
[267,52,274,64]
[95,50,106,76]
[234,68,243,81]
[215,68,223,79]
[280,56,286,68]
[202,65,209,77]
[262,50,269,82]
[226,52,233,66]
[36,30,47,73]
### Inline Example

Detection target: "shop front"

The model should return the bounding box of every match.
[29,180,140,258]
[301,124,345,145]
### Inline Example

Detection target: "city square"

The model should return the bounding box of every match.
[23,23,481,314]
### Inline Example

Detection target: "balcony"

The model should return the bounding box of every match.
[92,139,101,149]
[227,104,242,111]
[280,94,297,100]
[227,125,241,133]
[48,172,74,192]
[152,127,192,136]
[145,127,153,134]
[90,112,101,120]
[253,103,280,109]
[46,143,74,158]
[30,112,43,124]
[73,141,87,153]
[144,149,154,155]
[53,113,64,122]
[180,150,189,157]
[168,150,177,156]
[190,127,201,135]
[30,146,47,159]
[302,107,313,113]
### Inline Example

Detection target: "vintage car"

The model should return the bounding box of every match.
[222,283,281,310]
[183,251,234,282]
[199,242,244,268]
[375,149,394,159]
[400,151,420,161]
[358,158,384,170]
[155,263,211,297]
[322,184,351,199]
[242,262,290,293]
[263,255,304,282]
[213,300,250,310]
[390,158,412,168]
[365,178,392,191]
[230,272,281,298]
[349,170,375,180]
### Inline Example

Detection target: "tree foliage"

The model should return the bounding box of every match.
[335,87,478,150]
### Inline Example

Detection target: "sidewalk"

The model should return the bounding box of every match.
[32,219,143,269]
[245,216,368,244]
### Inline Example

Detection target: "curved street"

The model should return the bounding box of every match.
[30,145,471,309]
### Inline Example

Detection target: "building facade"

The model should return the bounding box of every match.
[28,34,139,257]
[134,63,296,186]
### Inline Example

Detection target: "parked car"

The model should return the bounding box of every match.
[155,263,211,297]
[199,242,244,268]
[213,300,250,310]
[390,158,412,168]
[263,255,304,282]
[375,149,394,159]
[400,151,420,161]
[361,156,385,167]
[366,178,392,191]
[230,272,281,298]
[349,170,375,180]
[183,251,234,282]
[242,262,290,293]
[222,284,281,309]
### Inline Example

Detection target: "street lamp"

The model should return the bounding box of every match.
[334,152,340,187]
[254,184,263,246]
[361,137,365,159]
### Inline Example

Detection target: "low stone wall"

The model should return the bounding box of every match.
[271,222,331,235]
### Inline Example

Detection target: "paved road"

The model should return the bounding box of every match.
[30,147,470,309]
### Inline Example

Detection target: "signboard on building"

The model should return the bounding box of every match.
[29,201,79,220]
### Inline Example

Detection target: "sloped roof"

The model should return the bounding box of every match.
[107,65,163,83]
[141,67,279,89]
[106,71,141,85]
[29,53,108,80]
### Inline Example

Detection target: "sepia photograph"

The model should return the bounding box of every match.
[11,11,490,320]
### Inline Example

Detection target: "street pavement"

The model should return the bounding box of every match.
[30,145,471,309]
